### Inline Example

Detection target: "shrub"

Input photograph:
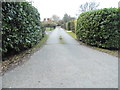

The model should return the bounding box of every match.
[2,2,44,59]
[70,20,76,33]
[77,8,119,49]
[66,20,76,32]
[67,22,71,30]
[74,20,77,33]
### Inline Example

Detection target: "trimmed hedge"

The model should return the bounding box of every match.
[67,22,71,30]
[74,20,77,33]
[70,20,76,33]
[66,20,76,32]
[77,8,119,49]
[2,2,44,59]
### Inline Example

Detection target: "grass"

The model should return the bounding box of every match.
[67,32,77,39]
[67,31,118,57]
[2,34,48,74]
[92,47,118,57]
[45,27,54,31]
[33,35,48,50]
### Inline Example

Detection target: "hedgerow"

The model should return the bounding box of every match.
[67,22,71,30]
[77,8,119,49]
[70,20,76,33]
[66,20,76,32]
[2,2,44,59]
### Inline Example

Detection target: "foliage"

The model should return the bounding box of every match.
[77,8,119,49]
[63,13,72,23]
[67,22,71,30]
[74,20,77,33]
[51,15,60,22]
[42,20,57,28]
[61,13,75,29]
[67,32,77,39]
[70,20,75,33]
[2,2,44,59]
[66,20,76,32]
[45,27,54,31]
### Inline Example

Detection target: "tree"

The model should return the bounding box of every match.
[59,13,75,29]
[62,13,75,23]
[79,1,100,13]
[51,15,60,22]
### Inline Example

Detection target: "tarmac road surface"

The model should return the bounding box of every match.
[2,27,118,88]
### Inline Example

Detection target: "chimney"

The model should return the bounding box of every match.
[44,18,46,21]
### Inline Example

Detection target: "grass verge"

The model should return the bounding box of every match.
[67,31,118,57]
[2,34,48,74]
[67,31,77,39]
[45,27,54,31]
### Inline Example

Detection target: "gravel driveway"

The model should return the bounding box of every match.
[2,27,118,88]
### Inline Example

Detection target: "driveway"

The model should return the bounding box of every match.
[2,27,118,88]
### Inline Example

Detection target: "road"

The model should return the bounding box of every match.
[2,27,118,88]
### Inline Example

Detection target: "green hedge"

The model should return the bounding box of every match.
[70,20,75,33]
[67,22,71,30]
[2,2,44,59]
[66,21,75,32]
[77,8,119,49]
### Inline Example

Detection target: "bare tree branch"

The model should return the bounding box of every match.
[79,1,100,13]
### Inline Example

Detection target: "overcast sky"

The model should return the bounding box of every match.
[28,0,119,20]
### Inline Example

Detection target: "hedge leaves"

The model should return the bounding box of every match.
[2,2,44,59]
[77,8,119,49]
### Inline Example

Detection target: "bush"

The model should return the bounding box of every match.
[66,20,76,32]
[70,20,76,33]
[67,22,71,30]
[77,8,119,49]
[74,20,77,33]
[2,2,44,59]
